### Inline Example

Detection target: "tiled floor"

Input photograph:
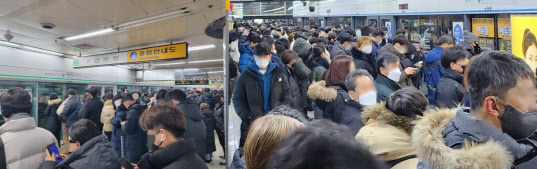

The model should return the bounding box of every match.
[227,104,241,165]
[208,131,226,169]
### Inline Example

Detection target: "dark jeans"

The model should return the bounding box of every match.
[104,131,112,142]
[216,130,225,156]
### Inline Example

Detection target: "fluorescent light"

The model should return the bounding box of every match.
[155,62,186,66]
[0,40,63,56]
[189,59,223,64]
[117,65,131,69]
[188,45,216,51]
[118,7,191,30]
[65,28,115,41]
[207,71,224,73]
[0,41,19,48]
[183,68,199,71]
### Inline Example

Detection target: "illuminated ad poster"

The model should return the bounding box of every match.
[511,15,537,71]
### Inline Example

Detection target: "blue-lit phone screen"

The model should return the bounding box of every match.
[47,144,62,163]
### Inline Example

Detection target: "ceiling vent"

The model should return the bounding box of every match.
[41,23,55,29]
[73,43,95,49]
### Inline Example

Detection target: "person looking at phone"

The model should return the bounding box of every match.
[130,104,208,169]
[41,119,120,169]
[0,87,57,169]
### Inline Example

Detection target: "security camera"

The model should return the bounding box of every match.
[302,1,307,7]
[309,2,315,12]
[4,31,13,42]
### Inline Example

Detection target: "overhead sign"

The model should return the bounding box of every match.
[453,22,464,44]
[472,18,495,38]
[74,43,188,68]
[127,43,188,62]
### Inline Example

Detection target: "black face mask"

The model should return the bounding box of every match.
[148,132,164,152]
[497,99,537,140]
[474,44,482,55]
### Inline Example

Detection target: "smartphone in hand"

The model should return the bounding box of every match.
[46,144,62,164]
[118,157,134,169]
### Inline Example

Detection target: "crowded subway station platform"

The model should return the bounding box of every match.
[2,0,537,169]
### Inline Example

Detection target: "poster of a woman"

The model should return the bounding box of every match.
[523,29,537,71]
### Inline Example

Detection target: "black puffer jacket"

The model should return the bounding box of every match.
[40,134,120,169]
[351,47,377,78]
[81,98,104,132]
[137,139,209,169]
[124,102,148,163]
[177,99,207,158]
[214,103,224,131]
[44,98,62,138]
[286,67,305,112]
[200,92,217,110]
[201,108,216,153]
[435,68,466,108]
[308,81,364,134]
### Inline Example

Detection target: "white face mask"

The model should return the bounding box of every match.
[114,100,121,107]
[254,55,270,68]
[358,90,377,106]
[361,45,373,54]
[345,43,353,50]
[387,68,402,82]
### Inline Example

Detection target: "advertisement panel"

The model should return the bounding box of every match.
[472,18,495,38]
[511,15,537,71]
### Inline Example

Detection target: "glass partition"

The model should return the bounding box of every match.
[37,83,64,128]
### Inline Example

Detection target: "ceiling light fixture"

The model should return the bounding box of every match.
[65,28,115,41]
[154,62,186,66]
[188,44,216,51]
[189,59,223,64]
[118,7,191,30]
[0,40,63,56]
[207,71,224,73]
[183,68,199,71]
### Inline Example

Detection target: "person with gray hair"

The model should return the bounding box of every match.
[375,52,402,101]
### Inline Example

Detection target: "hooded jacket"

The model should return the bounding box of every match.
[124,102,148,163]
[100,100,115,132]
[44,98,62,139]
[423,46,445,105]
[0,113,57,169]
[201,108,216,153]
[412,108,537,169]
[286,66,305,112]
[292,36,312,61]
[214,102,224,131]
[435,69,465,108]
[238,43,255,72]
[110,104,128,156]
[330,44,351,59]
[136,139,208,169]
[176,99,207,158]
[356,103,419,169]
[308,81,364,134]
[379,43,413,88]
[351,47,377,78]
[40,134,120,169]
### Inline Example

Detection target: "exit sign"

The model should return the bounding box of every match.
[399,4,408,10]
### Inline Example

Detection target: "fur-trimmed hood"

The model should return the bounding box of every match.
[361,102,417,134]
[307,80,337,102]
[411,108,513,169]
[47,98,62,106]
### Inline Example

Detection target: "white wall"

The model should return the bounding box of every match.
[292,0,537,17]
[0,45,136,84]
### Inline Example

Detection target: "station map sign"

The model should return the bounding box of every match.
[73,43,188,68]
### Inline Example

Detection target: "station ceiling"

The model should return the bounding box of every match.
[0,0,225,72]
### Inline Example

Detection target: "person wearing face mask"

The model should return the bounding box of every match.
[134,104,208,169]
[330,33,353,59]
[370,28,386,59]
[414,51,537,169]
[233,41,291,148]
[262,36,286,70]
[165,89,206,158]
[41,119,120,169]
[110,94,126,156]
[122,93,148,163]
[380,34,418,88]
[238,31,262,73]
[375,53,402,102]
[435,45,469,108]
[338,69,377,134]
[356,87,427,169]
[308,56,357,125]
[424,36,454,105]
[352,36,377,78]
[460,30,481,58]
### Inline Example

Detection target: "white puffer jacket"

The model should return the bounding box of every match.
[0,113,57,169]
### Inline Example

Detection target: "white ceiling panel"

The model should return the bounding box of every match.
[59,36,120,49]
[6,0,39,7]
[0,30,39,44]
[0,1,22,17]
[0,20,57,39]
[129,0,194,14]
[67,0,147,23]
[33,0,112,30]
[10,11,81,35]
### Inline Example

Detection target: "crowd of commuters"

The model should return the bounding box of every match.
[229,21,537,169]
[0,85,224,169]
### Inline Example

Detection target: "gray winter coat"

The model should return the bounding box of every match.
[40,134,120,169]
[413,108,537,169]
[0,113,57,169]
[330,45,351,59]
